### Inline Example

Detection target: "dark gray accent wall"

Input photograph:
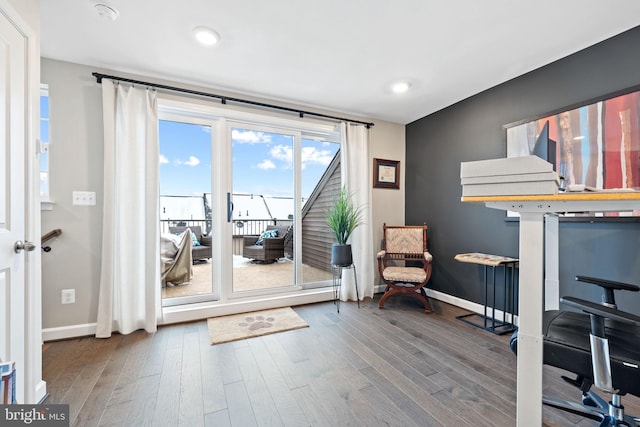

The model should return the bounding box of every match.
[406,26,640,315]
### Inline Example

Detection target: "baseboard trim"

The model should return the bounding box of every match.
[42,289,517,341]
[426,288,518,326]
[35,381,48,404]
[42,323,97,342]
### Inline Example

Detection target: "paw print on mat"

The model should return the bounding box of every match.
[239,315,274,331]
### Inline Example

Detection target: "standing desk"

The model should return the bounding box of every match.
[461,191,640,427]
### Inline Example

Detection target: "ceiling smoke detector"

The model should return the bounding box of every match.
[94,3,119,21]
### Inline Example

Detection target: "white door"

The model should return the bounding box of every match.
[0,8,29,403]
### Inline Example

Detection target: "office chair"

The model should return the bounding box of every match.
[510,275,640,426]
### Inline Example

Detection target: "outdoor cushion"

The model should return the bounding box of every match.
[256,228,278,245]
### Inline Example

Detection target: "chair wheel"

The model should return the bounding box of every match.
[581,394,597,407]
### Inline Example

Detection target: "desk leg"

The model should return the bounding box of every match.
[545,214,560,311]
[516,212,545,426]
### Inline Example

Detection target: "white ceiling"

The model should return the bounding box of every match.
[40,1,640,125]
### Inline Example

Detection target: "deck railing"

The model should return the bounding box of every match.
[160,218,293,255]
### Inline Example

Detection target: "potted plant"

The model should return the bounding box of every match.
[326,185,363,267]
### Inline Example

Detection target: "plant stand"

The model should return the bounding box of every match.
[331,264,360,313]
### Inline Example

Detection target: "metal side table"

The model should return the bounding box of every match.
[454,252,518,335]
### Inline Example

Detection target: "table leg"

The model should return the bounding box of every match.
[516,212,545,426]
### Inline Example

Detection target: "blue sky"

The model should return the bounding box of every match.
[159,120,339,199]
[40,94,50,195]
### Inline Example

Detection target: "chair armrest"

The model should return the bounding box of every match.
[575,275,640,293]
[377,250,386,259]
[424,251,433,263]
[561,296,640,326]
[200,235,212,246]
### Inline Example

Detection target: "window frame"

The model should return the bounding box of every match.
[40,83,53,210]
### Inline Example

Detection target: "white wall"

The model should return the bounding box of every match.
[5,0,38,27]
[370,124,406,254]
[40,58,405,333]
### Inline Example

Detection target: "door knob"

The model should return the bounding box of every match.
[14,240,37,253]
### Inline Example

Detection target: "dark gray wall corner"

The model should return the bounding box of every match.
[406,25,640,313]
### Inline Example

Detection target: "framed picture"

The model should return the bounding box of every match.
[505,84,640,220]
[373,158,400,189]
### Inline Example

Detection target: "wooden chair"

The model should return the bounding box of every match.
[377,223,433,312]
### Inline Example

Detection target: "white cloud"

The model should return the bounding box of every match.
[267,145,333,170]
[301,147,333,167]
[270,145,292,163]
[232,129,272,144]
[257,159,276,170]
[177,156,200,167]
[159,154,169,164]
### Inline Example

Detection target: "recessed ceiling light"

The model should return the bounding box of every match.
[94,3,119,21]
[391,81,411,94]
[193,26,220,46]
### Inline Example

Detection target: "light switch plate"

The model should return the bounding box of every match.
[72,191,96,206]
[61,289,75,304]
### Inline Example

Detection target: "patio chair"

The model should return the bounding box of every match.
[161,228,192,286]
[242,225,285,263]
[168,225,212,261]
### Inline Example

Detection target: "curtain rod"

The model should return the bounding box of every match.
[92,72,374,128]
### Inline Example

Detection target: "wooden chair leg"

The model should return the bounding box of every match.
[379,285,432,313]
[378,288,392,309]
[415,289,432,313]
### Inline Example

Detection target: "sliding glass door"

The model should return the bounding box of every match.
[159,116,216,306]
[229,124,297,295]
[226,123,341,297]
[158,100,340,307]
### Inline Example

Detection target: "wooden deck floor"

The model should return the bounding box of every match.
[161,257,334,299]
[42,297,640,426]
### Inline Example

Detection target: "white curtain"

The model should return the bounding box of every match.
[340,122,374,301]
[96,80,161,338]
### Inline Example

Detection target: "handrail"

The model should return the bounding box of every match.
[42,228,62,245]
[42,229,62,252]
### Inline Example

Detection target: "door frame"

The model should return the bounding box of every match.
[225,120,302,300]
[158,99,339,322]
[158,112,220,307]
[0,0,45,403]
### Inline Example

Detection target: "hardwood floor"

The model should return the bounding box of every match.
[42,297,640,426]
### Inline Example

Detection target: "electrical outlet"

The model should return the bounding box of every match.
[61,289,75,304]
[72,191,96,206]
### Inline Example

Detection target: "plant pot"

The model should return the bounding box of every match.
[331,244,353,267]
